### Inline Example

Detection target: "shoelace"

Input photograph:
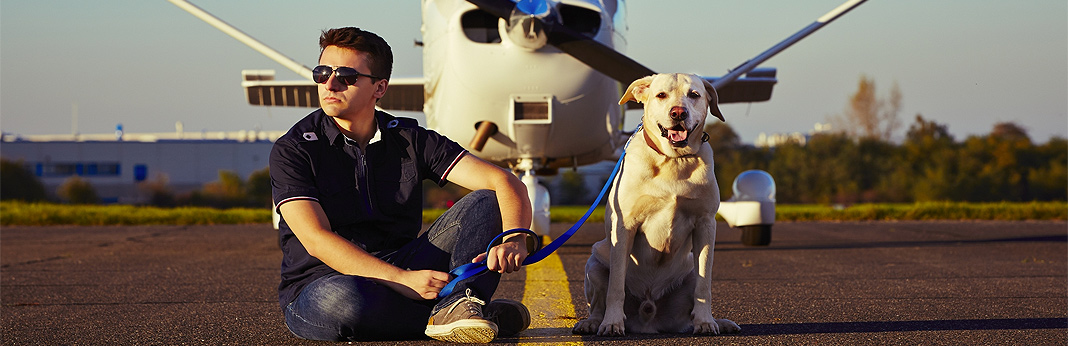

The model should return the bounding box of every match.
[448,289,486,317]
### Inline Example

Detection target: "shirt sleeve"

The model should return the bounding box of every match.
[270,138,320,212]
[416,127,467,186]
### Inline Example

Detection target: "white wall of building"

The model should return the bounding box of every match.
[1,140,274,203]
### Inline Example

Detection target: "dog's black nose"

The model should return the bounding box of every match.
[670,106,688,121]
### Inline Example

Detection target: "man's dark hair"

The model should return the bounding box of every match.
[319,27,393,81]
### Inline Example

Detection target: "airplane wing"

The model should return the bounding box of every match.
[242,66,771,110]
[623,68,778,110]
[240,70,425,111]
[241,70,317,107]
[378,77,425,111]
[705,68,777,104]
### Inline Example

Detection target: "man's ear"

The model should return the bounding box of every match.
[373,79,389,100]
[702,78,724,122]
[619,75,656,105]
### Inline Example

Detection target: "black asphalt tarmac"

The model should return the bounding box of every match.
[3,220,1066,345]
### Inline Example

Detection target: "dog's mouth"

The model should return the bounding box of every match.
[658,123,698,147]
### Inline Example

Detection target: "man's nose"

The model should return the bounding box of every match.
[325,73,345,91]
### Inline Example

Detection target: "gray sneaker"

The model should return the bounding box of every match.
[425,289,497,343]
[484,299,530,337]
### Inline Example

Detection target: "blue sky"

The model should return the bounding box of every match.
[2,0,1065,144]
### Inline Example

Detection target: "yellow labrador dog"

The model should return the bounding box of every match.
[572,74,740,336]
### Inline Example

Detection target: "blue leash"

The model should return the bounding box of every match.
[437,123,644,299]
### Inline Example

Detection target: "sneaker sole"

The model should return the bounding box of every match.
[425,319,498,343]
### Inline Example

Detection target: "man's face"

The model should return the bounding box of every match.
[317,46,384,120]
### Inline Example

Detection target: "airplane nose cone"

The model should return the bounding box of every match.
[507,14,548,50]
[506,0,552,51]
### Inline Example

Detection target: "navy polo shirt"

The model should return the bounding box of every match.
[270,109,467,309]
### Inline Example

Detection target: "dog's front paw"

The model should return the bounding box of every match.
[716,318,741,334]
[692,310,719,335]
[692,316,741,335]
[597,316,626,336]
[572,318,601,335]
[692,318,719,335]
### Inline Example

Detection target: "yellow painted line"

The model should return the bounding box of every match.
[519,252,584,345]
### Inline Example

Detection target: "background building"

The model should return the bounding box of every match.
[1,129,282,204]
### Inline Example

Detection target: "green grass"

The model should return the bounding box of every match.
[774,201,1067,221]
[0,201,269,226]
[3,201,1064,226]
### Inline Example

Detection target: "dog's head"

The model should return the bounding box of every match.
[619,73,724,156]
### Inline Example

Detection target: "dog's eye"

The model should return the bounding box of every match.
[688,91,701,99]
[656,92,667,99]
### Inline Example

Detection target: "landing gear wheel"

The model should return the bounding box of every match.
[740,225,772,246]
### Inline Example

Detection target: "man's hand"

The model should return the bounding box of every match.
[473,236,529,274]
[382,269,451,300]
[445,155,534,273]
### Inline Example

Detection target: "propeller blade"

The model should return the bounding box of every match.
[545,25,655,84]
[465,0,655,84]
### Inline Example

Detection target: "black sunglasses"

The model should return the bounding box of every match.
[312,65,382,86]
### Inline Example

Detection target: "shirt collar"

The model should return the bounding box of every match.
[321,111,382,147]
[368,125,381,145]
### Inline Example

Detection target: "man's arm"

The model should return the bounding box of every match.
[279,199,450,300]
[445,154,533,274]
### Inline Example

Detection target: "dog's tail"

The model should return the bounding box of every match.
[639,291,656,324]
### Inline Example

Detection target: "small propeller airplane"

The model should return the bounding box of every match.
[168,0,866,243]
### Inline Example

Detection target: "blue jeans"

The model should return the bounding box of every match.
[284,190,505,341]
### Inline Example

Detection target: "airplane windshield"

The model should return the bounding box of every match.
[461,10,502,44]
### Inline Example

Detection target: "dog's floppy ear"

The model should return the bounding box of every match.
[702,78,725,122]
[619,75,656,105]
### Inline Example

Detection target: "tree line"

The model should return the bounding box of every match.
[0,161,273,209]
[708,116,1066,205]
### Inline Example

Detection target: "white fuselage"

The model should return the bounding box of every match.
[421,0,628,169]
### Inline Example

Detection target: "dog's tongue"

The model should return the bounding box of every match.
[668,128,688,143]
